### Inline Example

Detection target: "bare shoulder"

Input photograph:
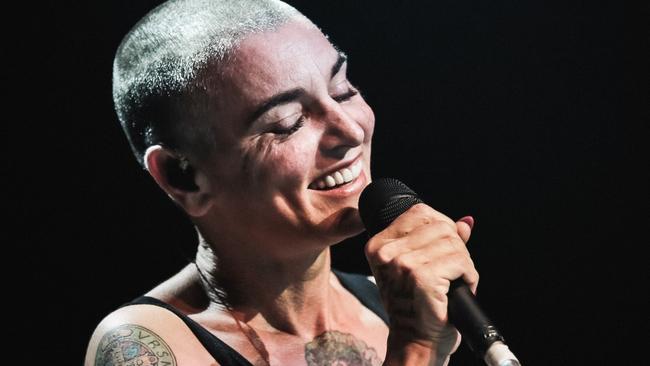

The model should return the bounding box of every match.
[84,303,219,366]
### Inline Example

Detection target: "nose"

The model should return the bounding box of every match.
[318,103,365,160]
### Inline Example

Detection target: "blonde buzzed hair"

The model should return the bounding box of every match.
[113,0,310,166]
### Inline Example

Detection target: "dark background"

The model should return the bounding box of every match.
[14,1,644,365]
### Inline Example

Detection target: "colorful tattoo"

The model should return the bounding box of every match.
[94,324,177,366]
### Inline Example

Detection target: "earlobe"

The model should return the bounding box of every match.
[143,145,214,218]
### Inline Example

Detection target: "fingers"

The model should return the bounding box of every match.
[376,203,457,240]
[364,204,479,297]
[368,230,478,300]
[364,203,479,355]
[368,220,467,266]
[395,242,478,289]
[393,235,480,294]
[456,216,474,244]
[366,204,475,265]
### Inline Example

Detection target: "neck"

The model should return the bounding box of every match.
[194,230,341,339]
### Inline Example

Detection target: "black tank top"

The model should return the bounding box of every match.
[123,270,389,366]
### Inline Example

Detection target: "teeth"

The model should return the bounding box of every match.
[333,171,344,185]
[310,160,363,190]
[351,162,361,176]
[325,176,336,188]
[342,168,353,182]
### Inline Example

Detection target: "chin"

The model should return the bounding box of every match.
[319,206,366,244]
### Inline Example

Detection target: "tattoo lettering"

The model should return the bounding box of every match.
[305,330,382,366]
[94,324,177,366]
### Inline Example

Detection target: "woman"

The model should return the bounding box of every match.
[85,1,478,365]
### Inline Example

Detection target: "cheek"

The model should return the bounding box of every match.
[243,135,317,188]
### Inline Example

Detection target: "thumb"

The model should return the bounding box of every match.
[456,215,474,243]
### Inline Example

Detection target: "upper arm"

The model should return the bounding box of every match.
[84,304,219,366]
[86,322,177,366]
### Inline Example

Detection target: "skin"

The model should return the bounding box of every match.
[94,324,177,366]
[194,18,376,255]
[86,18,478,366]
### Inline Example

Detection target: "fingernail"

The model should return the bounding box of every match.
[459,216,474,230]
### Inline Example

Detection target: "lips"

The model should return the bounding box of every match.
[308,160,363,190]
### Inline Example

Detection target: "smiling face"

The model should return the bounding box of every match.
[196,19,375,253]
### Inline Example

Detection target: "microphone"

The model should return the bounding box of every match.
[359,178,521,366]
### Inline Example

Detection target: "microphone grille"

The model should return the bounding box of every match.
[359,178,423,236]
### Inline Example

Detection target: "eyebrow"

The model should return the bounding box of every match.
[247,52,348,126]
[330,52,347,79]
[247,88,305,126]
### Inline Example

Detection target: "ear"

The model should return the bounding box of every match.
[144,145,213,218]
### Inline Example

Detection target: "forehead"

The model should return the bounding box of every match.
[218,20,338,105]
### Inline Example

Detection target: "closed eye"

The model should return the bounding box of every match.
[270,115,306,136]
[332,87,359,103]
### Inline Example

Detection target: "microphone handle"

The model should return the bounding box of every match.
[448,280,521,365]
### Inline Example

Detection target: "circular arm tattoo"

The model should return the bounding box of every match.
[94,324,177,366]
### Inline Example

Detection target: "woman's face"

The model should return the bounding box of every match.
[200,19,375,253]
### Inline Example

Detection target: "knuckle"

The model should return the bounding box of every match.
[454,237,471,253]
[466,255,476,270]
[407,204,436,220]
[433,235,458,253]
[465,268,480,286]
[463,257,478,276]
[442,236,457,249]
[375,245,393,265]
[442,220,458,234]
[363,240,374,256]
[451,252,470,267]
[391,254,407,270]
[471,269,480,283]
[391,254,414,273]
[393,254,423,283]
[364,238,382,259]
[432,220,456,235]
[419,216,432,226]
[409,203,431,215]
[402,264,419,283]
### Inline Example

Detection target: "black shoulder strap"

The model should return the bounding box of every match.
[123,271,388,364]
[123,296,254,366]
[332,270,390,325]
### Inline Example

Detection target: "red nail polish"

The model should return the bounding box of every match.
[459,216,474,229]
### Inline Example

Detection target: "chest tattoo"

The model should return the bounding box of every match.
[304,330,382,366]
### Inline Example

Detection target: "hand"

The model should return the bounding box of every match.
[364,204,478,363]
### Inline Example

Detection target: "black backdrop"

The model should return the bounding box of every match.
[14,1,644,365]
